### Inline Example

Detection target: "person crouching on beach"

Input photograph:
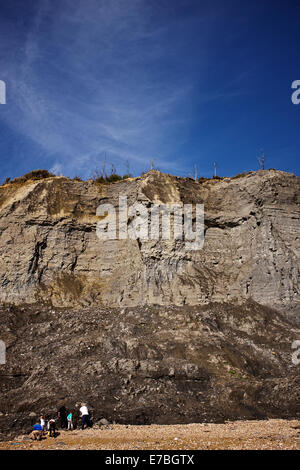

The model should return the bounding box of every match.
[32,423,43,441]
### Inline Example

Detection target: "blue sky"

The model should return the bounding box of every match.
[0,0,299,180]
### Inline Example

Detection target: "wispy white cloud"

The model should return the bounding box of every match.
[2,0,199,176]
[1,0,253,178]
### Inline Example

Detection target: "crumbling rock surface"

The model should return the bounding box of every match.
[0,170,299,313]
[0,301,299,438]
[0,170,299,437]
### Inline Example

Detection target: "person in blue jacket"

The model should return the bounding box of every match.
[32,423,43,440]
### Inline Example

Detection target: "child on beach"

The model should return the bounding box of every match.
[67,411,73,430]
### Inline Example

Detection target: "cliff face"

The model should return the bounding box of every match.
[0,170,299,435]
[0,170,299,314]
[0,301,299,436]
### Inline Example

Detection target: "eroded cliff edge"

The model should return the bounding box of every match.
[0,169,299,314]
[0,169,299,435]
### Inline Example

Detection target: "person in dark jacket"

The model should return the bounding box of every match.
[72,406,80,429]
[58,405,68,429]
[48,418,56,437]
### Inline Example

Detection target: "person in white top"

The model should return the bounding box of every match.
[80,403,91,430]
[40,415,46,433]
[80,405,89,416]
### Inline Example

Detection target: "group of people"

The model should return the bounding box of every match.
[32,403,92,440]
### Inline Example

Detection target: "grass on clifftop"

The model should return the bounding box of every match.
[1,168,284,187]
[1,169,132,187]
[3,170,55,185]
